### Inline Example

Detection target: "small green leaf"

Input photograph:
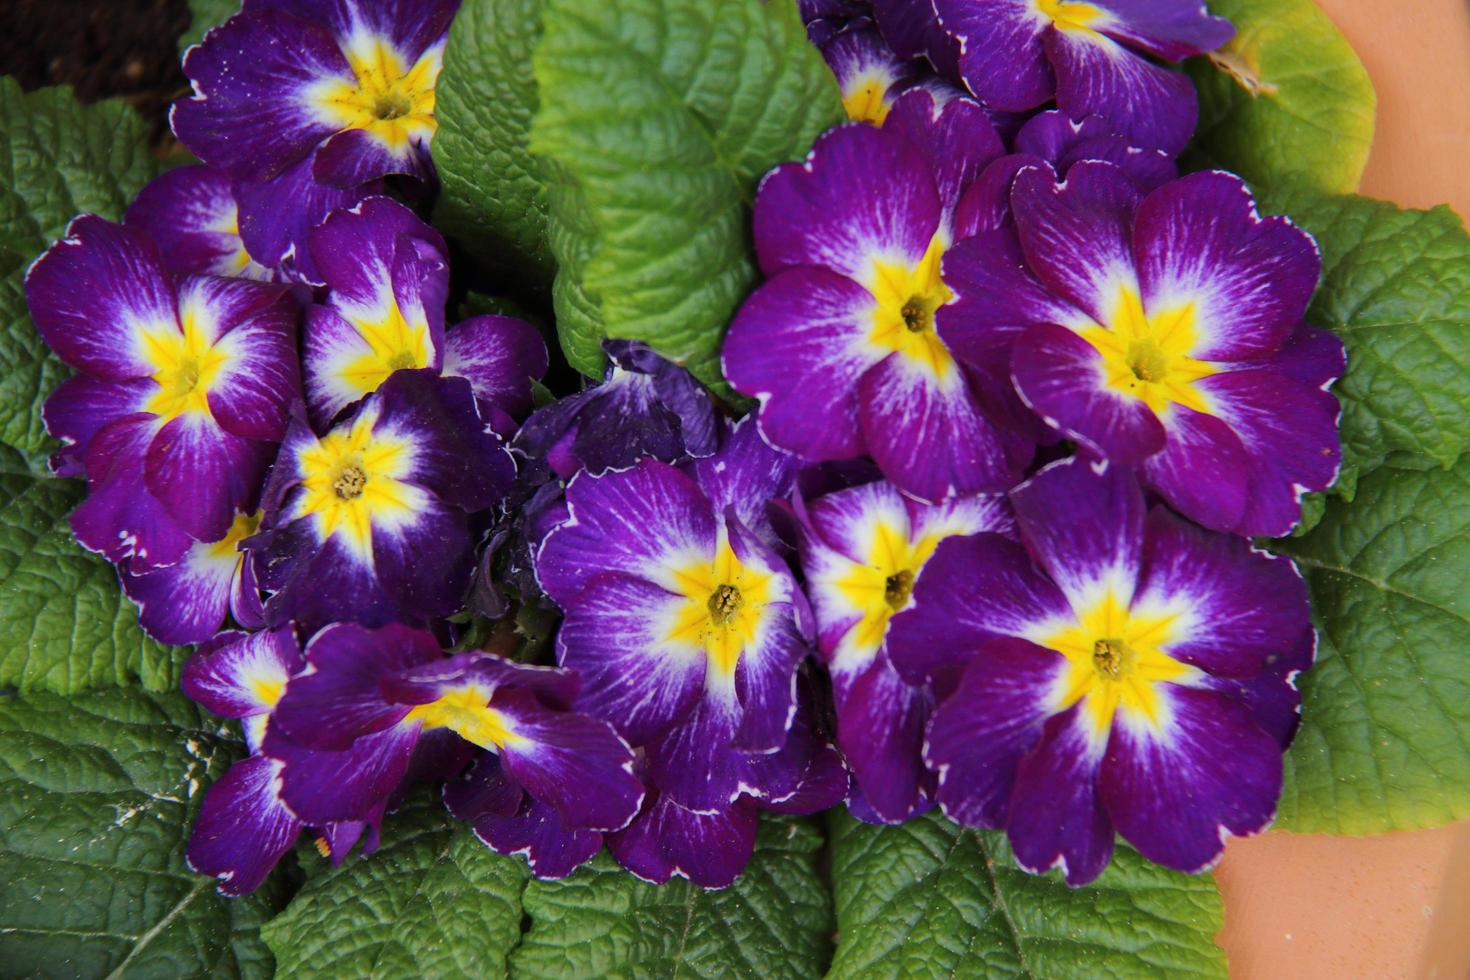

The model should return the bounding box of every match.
[0,448,185,694]
[433,0,556,287]
[1186,0,1375,194]
[261,794,528,978]
[180,0,240,50]
[1273,458,1470,834]
[530,0,844,389]
[511,816,832,978]
[828,811,1227,979]
[0,78,160,469]
[1260,187,1470,488]
[0,688,288,977]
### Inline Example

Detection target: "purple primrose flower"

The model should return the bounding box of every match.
[120,509,266,645]
[250,369,514,634]
[125,165,271,280]
[536,418,825,813]
[267,623,644,875]
[26,216,300,569]
[794,478,1012,822]
[951,163,1342,536]
[888,457,1314,885]
[173,0,459,188]
[724,92,1037,503]
[930,0,1234,154]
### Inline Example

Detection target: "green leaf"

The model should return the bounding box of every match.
[511,815,832,978]
[0,687,288,977]
[433,0,556,288]
[261,794,528,978]
[0,447,185,694]
[828,811,1226,979]
[180,0,239,51]
[530,0,844,388]
[0,78,160,469]
[1259,187,1470,488]
[1272,457,1470,833]
[1185,0,1374,194]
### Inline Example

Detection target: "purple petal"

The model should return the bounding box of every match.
[1100,684,1281,872]
[1009,456,1146,608]
[469,794,603,880]
[685,416,802,549]
[1137,406,1249,533]
[1133,172,1320,361]
[608,790,758,889]
[887,533,1071,681]
[492,689,643,832]
[443,315,548,420]
[1046,29,1197,155]
[858,352,1029,501]
[1093,0,1235,61]
[144,411,270,543]
[1010,323,1166,463]
[834,652,932,822]
[234,154,381,283]
[173,9,347,180]
[1006,704,1114,886]
[313,124,435,188]
[933,0,1053,111]
[71,415,194,569]
[1135,507,1311,678]
[927,638,1064,827]
[882,89,1004,223]
[271,720,421,824]
[753,124,940,281]
[24,215,174,380]
[125,165,268,279]
[553,572,707,746]
[181,624,302,720]
[537,460,717,604]
[41,376,153,477]
[723,267,880,462]
[645,696,746,812]
[187,755,300,896]
[124,519,260,646]
[820,24,919,126]
[273,622,439,749]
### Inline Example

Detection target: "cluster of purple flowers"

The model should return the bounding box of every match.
[23,0,1342,895]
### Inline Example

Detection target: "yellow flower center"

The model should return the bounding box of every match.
[1036,590,1197,739]
[308,35,441,152]
[830,518,951,671]
[864,233,958,382]
[336,297,434,400]
[1034,0,1107,34]
[294,407,423,561]
[665,536,775,684]
[203,509,262,563]
[403,684,526,751]
[1079,286,1219,418]
[140,305,230,421]
[842,77,892,126]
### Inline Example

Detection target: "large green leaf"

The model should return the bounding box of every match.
[0,447,183,694]
[511,816,832,978]
[530,0,844,387]
[1259,187,1470,494]
[432,0,556,288]
[0,688,288,977]
[261,795,528,978]
[827,811,1226,979]
[0,78,159,469]
[1186,0,1375,194]
[1273,458,1470,834]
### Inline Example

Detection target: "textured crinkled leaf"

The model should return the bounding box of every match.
[827,811,1226,979]
[180,0,240,50]
[1185,0,1374,194]
[261,794,528,978]
[511,816,831,978]
[0,688,287,977]
[530,0,844,389]
[1273,458,1470,833]
[0,448,185,694]
[1259,186,1470,490]
[0,78,159,468]
[432,0,555,287]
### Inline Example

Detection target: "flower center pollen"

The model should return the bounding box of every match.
[373,90,413,121]
[707,583,744,625]
[884,569,915,610]
[901,296,932,333]
[1125,339,1169,383]
[333,464,367,500]
[1092,637,1134,680]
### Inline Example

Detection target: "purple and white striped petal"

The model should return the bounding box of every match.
[607,790,759,889]
[186,755,300,896]
[1005,705,1114,886]
[125,165,269,279]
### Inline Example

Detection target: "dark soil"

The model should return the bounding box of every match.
[1,0,191,141]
